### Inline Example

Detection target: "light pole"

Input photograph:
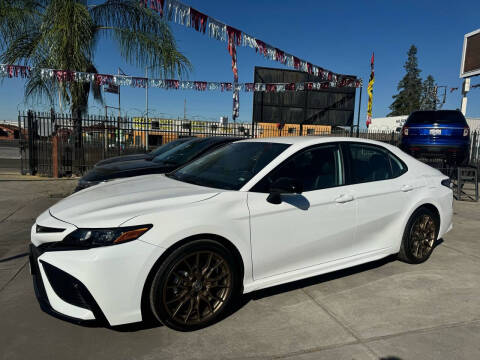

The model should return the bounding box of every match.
[145,66,149,150]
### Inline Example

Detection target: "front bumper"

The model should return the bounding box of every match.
[30,217,165,326]
[29,244,105,325]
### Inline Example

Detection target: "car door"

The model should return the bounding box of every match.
[247,143,358,280]
[342,142,410,252]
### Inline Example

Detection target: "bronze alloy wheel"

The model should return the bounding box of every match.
[149,240,239,331]
[398,207,439,264]
[162,251,232,325]
[409,214,436,260]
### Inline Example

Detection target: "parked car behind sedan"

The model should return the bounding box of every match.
[31,137,452,331]
[94,137,193,167]
[400,110,470,165]
[75,136,241,191]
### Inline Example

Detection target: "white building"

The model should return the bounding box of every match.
[466,117,480,132]
[368,116,408,132]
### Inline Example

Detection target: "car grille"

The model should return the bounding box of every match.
[36,225,65,233]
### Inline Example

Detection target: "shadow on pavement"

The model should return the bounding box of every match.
[0,252,28,263]
[48,239,447,333]
[248,254,398,301]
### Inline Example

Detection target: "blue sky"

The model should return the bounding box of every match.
[1,0,480,126]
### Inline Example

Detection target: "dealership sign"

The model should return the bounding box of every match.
[460,28,480,78]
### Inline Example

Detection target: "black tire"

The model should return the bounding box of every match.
[149,239,240,331]
[398,207,439,264]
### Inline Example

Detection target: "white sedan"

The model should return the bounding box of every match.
[30,137,453,331]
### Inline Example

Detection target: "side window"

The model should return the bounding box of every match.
[389,153,407,178]
[252,144,343,193]
[347,143,397,183]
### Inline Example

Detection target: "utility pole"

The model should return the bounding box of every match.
[461,78,470,115]
[145,67,149,151]
[118,68,121,155]
[184,97,186,121]
[356,86,362,137]
[118,68,121,118]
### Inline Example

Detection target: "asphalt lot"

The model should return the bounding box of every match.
[0,179,479,360]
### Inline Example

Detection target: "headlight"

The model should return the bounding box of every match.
[62,225,152,248]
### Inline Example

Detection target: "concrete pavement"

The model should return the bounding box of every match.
[0,180,479,360]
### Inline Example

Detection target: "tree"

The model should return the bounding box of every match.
[420,75,437,110]
[388,45,422,116]
[0,0,191,114]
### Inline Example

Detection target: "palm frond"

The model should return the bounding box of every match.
[25,68,55,106]
[1,0,191,113]
[0,0,42,53]
[86,63,103,104]
[102,26,190,78]
[91,0,191,77]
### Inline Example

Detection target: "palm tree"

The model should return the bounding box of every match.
[0,0,191,115]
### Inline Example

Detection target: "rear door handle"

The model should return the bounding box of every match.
[335,194,354,203]
[401,184,414,192]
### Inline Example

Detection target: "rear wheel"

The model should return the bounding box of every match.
[149,240,239,331]
[398,207,439,264]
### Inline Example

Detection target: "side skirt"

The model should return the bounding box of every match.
[243,247,396,294]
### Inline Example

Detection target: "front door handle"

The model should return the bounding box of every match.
[401,184,414,192]
[335,194,354,203]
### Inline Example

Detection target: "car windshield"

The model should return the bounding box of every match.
[406,111,467,125]
[167,142,290,190]
[153,139,219,165]
[149,138,191,157]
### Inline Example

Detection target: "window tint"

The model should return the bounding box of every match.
[389,153,407,178]
[149,138,192,157]
[347,144,404,183]
[153,139,217,165]
[405,110,467,125]
[252,144,343,193]
[168,142,289,190]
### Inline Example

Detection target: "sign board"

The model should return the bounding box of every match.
[252,67,357,127]
[460,28,480,78]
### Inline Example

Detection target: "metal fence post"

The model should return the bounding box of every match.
[18,112,26,175]
[27,110,37,175]
[356,86,362,138]
[73,109,83,175]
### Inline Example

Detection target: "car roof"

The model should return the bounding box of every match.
[236,136,395,148]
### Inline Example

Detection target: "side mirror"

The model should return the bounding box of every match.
[267,177,303,204]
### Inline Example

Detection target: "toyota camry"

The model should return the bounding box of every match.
[30,137,453,331]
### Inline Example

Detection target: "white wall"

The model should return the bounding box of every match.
[466,117,480,132]
[368,116,408,132]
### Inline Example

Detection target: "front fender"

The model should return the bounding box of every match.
[121,191,253,288]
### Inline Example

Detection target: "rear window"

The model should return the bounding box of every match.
[405,111,467,125]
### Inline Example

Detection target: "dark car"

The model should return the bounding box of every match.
[400,110,470,165]
[75,136,241,192]
[94,137,193,167]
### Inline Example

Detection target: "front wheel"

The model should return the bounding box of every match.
[398,207,439,264]
[149,240,240,331]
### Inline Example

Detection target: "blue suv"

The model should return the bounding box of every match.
[400,110,470,165]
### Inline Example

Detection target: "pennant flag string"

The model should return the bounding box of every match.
[140,0,353,85]
[0,64,362,91]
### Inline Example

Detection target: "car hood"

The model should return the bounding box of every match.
[81,159,174,182]
[95,153,152,166]
[50,175,220,228]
